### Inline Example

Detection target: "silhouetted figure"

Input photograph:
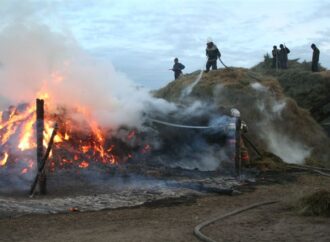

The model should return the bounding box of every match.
[205,38,221,72]
[279,44,290,69]
[272,45,279,69]
[311,43,320,72]
[171,58,185,79]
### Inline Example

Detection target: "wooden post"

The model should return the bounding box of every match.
[36,99,46,194]
[235,117,242,177]
[30,124,58,197]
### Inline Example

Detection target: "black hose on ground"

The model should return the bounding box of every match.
[288,164,330,172]
[194,200,279,242]
[287,164,330,177]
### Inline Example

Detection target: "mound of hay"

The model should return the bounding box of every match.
[249,152,287,171]
[253,58,330,126]
[296,190,330,217]
[155,67,330,166]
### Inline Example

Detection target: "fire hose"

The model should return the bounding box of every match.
[218,58,228,69]
[147,117,226,130]
[287,164,330,177]
[194,200,279,242]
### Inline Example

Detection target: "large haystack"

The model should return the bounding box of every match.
[253,58,330,127]
[155,67,330,166]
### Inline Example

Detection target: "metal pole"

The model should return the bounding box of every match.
[36,99,46,194]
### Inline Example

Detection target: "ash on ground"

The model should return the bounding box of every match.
[0,165,244,218]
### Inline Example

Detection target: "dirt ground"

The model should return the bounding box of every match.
[0,172,329,242]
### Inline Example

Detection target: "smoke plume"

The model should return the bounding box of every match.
[0,4,175,129]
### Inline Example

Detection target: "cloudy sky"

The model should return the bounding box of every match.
[1,0,330,89]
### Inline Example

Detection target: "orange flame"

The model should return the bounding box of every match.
[18,115,36,151]
[0,86,125,175]
[0,152,9,166]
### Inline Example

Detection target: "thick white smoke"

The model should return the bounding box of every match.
[0,5,175,129]
[251,82,311,164]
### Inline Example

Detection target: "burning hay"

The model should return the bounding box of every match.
[296,190,330,217]
[0,92,243,196]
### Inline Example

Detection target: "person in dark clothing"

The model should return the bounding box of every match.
[171,58,185,79]
[272,45,279,69]
[205,39,221,72]
[311,43,320,72]
[278,44,290,69]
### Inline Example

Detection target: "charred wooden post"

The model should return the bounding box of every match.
[235,117,242,176]
[30,123,58,197]
[36,99,46,194]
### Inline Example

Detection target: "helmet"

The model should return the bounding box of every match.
[230,108,240,118]
[207,37,213,44]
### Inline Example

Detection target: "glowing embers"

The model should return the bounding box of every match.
[78,161,89,169]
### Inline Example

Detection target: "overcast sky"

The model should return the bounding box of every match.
[1,0,330,89]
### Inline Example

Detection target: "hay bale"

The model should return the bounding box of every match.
[296,190,330,217]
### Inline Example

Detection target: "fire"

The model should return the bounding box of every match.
[79,161,89,168]
[21,168,28,174]
[0,81,148,176]
[18,115,36,151]
[0,152,8,166]
[1,122,17,144]
[0,96,122,175]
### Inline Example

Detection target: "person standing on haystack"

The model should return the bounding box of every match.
[205,38,221,72]
[230,108,250,167]
[171,58,185,80]
[272,45,279,70]
[279,44,290,69]
[311,43,320,72]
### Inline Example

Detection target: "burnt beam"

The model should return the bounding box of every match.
[36,99,46,194]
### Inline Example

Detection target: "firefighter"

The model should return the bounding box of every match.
[205,38,221,72]
[170,58,185,79]
[230,108,250,167]
[272,45,279,69]
[279,44,290,69]
[311,43,320,72]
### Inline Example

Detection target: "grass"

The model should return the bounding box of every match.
[296,190,330,217]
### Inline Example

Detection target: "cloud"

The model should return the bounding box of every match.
[1,0,329,88]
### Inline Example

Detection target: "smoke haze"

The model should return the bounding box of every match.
[0,4,176,129]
